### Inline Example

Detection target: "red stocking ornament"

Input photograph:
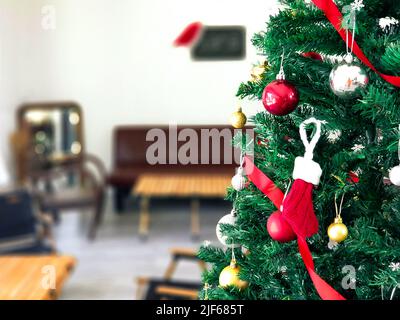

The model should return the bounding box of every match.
[281,118,323,239]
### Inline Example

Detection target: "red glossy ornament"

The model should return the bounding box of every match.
[347,171,359,184]
[257,137,269,146]
[301,51,323,61]
[267,211,296,243]
[262,80,299,116]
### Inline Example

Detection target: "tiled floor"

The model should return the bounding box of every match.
[56,198,229,300]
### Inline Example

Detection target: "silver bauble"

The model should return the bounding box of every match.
[231,167,246,191]
[329,55,368,98]
[216,210,240,248]
[389,165,400,186]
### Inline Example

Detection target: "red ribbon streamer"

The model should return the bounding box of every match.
[298,237,346,300]
[311,0,400,87]
[173,22,203,47]
[244,156,345,300]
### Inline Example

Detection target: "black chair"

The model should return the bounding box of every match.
[0,188,55,255]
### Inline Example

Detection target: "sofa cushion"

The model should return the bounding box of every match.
[108,164,235,186]
[0,190,36,240]
[113,125,246,165]
[0,189,51,255]
[109,125,253,187]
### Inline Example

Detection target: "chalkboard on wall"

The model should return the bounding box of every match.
[190,26,246,61]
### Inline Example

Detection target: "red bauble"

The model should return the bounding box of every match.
[267,211,296,243]
[301,52,323,61]
[262,80,299,116]
[257,137,269,146]
[347,171,360,184]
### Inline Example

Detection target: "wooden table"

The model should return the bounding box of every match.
[132,174,231,239]
[0,255,76,300]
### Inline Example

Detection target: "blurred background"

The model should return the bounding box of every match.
[0,0,278,300]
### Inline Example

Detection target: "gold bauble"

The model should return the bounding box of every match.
[250,66,265,82]
[230,107,247,129]
[219,260,248,290]
[327,217,348,243]
[250,61,269,82]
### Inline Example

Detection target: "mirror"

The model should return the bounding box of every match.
[15,102,84,179]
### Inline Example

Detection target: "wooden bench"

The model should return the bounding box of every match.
[107,125,238,212]
[132,174,231,239]
[0,255,76,300]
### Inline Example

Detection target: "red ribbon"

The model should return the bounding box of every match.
[244,156,345,300]
[243,156,284,209]
[297,237,345,300]
[311,0,400,87]
[173,22,203,47]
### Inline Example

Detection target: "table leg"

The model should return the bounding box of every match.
[139,197,150,240]
[191,198,200,240]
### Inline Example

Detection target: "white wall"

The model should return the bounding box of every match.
[0,1,27,176]
[1,0,279,170]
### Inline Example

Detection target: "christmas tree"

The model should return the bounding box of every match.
[199,0,400,300]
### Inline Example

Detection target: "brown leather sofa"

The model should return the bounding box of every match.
[107,125,246,212]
